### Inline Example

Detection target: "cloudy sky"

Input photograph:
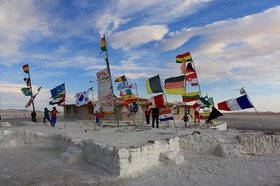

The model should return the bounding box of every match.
[0,0,279,112]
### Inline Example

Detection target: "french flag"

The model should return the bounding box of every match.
[218,94,254,111]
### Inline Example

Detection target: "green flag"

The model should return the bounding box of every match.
[21,88,31,96]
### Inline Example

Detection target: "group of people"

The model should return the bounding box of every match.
[43,107,59,127]
[145,107,159,128]
[145,106,199,128]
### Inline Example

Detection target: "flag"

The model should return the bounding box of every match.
[129,83,137,89]
[25,88,41,108]
[164,75,185,95]
[159,108,174,122]
[196,97,211,107]
[115,75,127,82]
[122,94,137,105]
[206,107,223,122]
[217,94,254,111]
[200,112,210,120]
[22,64,29,74]
[23,77,31,87]
[119,88,133,97]
[185,72,198,86]
[208,97,214,106]
[176,52,192,63]
[182,91,200,102]
[146,75,163,94]
[100,36,107,53]
[186,62,195,73]
[21,88,31,96]
[49,92,66,106]
[75,90,92,106]
[148,94,166,108]
[117,81,129,90]
[50,83,65,98]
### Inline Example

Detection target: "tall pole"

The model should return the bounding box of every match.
[242,88,267,134]
[159,79,178,133]
[189,54,202,97]
[27,64,37,122]
[102,34,119,126]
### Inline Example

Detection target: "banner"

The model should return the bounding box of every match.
[96,68,114,115]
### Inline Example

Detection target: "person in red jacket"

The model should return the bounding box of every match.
[50,107,59,127]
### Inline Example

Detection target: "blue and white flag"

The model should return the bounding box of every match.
[117,81,129,90]
[159,108,174,122]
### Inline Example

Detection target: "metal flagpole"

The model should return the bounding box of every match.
[27,64,37,123]
[102,34,119,126]
[160,79,178,133]
[241,87,267,134]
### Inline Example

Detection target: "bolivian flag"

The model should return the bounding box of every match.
[22,64,29,74]
[176,52,193,63]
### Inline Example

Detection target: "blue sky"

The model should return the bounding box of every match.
[0,0,280,112]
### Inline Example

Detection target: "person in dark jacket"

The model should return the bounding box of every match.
[151,108,159,128]
[43,107,51,123]
[182,113,189,127]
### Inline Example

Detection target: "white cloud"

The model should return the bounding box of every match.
[110,25,168,50]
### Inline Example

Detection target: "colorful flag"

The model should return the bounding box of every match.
[206,107,223,122]
[164,75,185,95]
[49,92,66,106]
[25,87,41,108]
[176,52,192,63]
[186,62,195,73]
[148,94,166,108]
[115,75,127,82]
[185,72,198,86]
[119,88,133,97]
[117,81,129,90]
[75,90,92,106]
[159,108,174,122]
[122,94,137,105]
[100,37,107,53]
[217,94,254,111]
[23,77,31,87]
[22,64,29,74]
[146,75,163,94]
[200,112,210,120]
[129,83,137,89]
[196,97,211,108]
[50,83,65,98]
[20,88,31,96]
[182,91,200,102]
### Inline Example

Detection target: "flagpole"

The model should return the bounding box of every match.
[242,88,267,134]
[160,80,178,133]
[189,54,202,97]
[135,82,140,125]
[102,34,119,126]
[27,63,37,122]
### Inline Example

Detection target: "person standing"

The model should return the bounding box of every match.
[151,108,159,128]
[95,111,101,126]
[50,107,59,127]
[43,107,51,123]
[182,112,189,127]
[145,107,151,124]
[194,105,200,123]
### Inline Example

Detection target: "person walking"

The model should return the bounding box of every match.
[151,108,159,128]
[145,107,151,124]
[50,107,59,127]
[43,107,51,123]
[182,112,189,127]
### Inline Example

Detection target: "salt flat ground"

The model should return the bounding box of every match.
[0,111,280,186]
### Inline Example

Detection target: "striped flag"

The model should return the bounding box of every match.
[100,36,107,53]
[159,108,174,122]
[176,52,192,63]
[182,91,200,102]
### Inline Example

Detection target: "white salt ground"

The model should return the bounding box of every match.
[1,113,280,186]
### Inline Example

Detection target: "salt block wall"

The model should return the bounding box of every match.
[81,137,180,177]
[238,134,280,155]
